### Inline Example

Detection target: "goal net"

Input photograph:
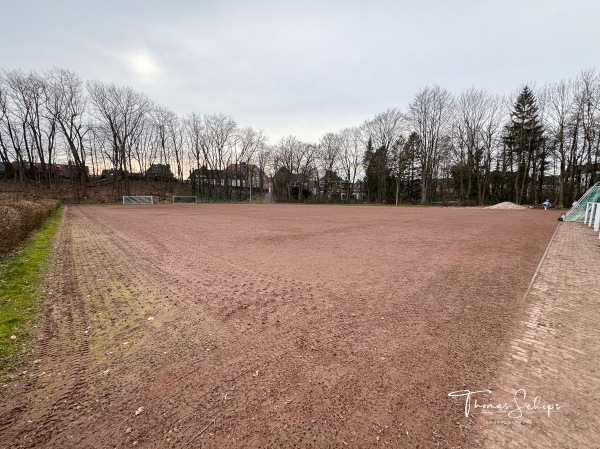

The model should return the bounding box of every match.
[172,196,197,204]
[563,182,600,222]
[123,196,154,204]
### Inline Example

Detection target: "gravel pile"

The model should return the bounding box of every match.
[485,201,527,210]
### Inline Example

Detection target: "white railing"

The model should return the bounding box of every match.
[581,202,600,238]
[584,202,600,238]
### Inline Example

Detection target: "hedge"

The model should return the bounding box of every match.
[0,200,61,256]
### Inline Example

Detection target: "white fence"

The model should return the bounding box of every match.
[583,202,600,237]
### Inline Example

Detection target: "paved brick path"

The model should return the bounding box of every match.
[481,222,600,448]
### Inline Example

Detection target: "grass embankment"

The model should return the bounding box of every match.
[0,206,63,381]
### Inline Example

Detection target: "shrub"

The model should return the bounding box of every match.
[0,200,60,256]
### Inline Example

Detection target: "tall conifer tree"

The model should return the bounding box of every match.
[503,86,545,204]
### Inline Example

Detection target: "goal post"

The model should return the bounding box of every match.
[172,196,197,204]
[123,196,154,204]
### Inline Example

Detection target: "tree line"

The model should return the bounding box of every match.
[1,67,599,206]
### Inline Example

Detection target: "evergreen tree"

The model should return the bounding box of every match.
[502,86,545,204]
[363,138,392,202]
[362,138,377,201]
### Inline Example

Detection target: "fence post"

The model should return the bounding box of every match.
[588,203,597,227]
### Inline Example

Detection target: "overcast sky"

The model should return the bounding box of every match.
[3,0,599,142]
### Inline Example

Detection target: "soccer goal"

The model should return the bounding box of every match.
[172,196,197,204]
[123,196,154,204]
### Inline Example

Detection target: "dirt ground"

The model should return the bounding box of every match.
[0,205,568,448]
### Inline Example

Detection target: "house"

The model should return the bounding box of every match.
[101,169,120,180]
[225,163,272,191]
[315,170,365,202]
[190,164,271,192]
[52,163,89,178]
[146,164,174,181]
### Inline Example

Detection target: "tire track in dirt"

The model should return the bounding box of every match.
[62,207,433,447]
[73,207,357,446]
[58,208,536,447]
[1,207,93,448]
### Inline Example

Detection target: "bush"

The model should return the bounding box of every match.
[0,200,60,256]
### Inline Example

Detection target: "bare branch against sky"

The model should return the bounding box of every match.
[4,0,599,142]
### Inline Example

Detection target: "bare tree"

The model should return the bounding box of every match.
[234,126,266,199]
[364,109,404,152]
[338,127,363,202]
[150,105,175,173]
[255,141,271,195]
[202,113,238,198]
[0,74,18,179]
[168,115,185,183]
[297,142,317,200]
[130,116,158,181]
[542,79,573,206]
[144,107,181,185]
[46,68,90,194]
[545,80,575,207]
[363,109,405,202]
[86,122,114,190]
[575,68,600,190]
[183,112,205,195]
[452,88,504,205]
[3,70,58,187]
[272,135,314,201]
[406,86,454,204]
[87,80,151,195]
[478,95,505,204]
[317,132,341,201]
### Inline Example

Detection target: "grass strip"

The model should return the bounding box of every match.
[0,206,63,380]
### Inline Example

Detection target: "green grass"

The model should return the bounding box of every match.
[0,206,63,380]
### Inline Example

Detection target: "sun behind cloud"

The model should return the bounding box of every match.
[129,51,160,82]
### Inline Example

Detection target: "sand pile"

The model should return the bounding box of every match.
[486,201,527,210]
